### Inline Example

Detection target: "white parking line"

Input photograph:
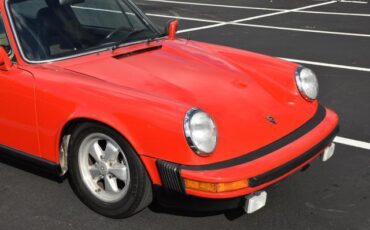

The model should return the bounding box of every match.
[335,137,370,150]
[233,1,337,22]
[233,23,370,37]
[340,0,368,3]
[144,0,285,11]
[147,13,223,23]
[178,1,337,33]
[144,0,370,17]
[279,57,370,72]
[147,13,370,38]
[299,10,370,17]
[73,5,370,38]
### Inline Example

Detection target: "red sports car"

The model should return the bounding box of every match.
[0,0,339,218]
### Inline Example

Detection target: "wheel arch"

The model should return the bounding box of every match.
[57,117,144,177]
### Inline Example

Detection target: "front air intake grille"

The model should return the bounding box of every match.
[113,45,162,59]
[157,160,184,193]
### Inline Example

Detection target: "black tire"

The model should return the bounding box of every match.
[68,122,153,218]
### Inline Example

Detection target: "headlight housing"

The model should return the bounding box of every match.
[184,108,217,156]
[295,66,319,101]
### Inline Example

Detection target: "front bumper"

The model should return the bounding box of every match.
[156,105,339,200]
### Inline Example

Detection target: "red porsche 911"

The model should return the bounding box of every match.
[0,0,339,218]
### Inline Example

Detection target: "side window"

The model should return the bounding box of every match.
[0,15,12,55]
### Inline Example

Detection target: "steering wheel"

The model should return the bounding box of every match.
[105,26,132,40]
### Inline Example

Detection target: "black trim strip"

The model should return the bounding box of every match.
[113,45,162,59]
[182,105,327,171]
[0,144,62,177]
[157,160,184,193]
[249,125,339,187]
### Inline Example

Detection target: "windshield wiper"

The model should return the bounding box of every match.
[111,28,149,50]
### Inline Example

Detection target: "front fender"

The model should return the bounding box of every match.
[30,65,197,165]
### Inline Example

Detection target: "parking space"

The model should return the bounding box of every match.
[316,67,370,142]
[142,0,316,9]
[146,16,213,31]
[250,12,370,34]
[308,1,370,14]
[139,1,271,21]
[1,0,369,229]
[177,25,370,67]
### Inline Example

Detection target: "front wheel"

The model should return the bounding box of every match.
[68,123,152,218]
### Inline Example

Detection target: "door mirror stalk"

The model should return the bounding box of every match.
[0,46,12,71]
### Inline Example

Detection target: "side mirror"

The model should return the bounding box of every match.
[165,19,179,40]
[0,46,12,71]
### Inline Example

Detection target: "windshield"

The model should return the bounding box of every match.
[8,0,160,62]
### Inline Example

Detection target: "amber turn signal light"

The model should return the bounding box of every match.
[184,179,249,193]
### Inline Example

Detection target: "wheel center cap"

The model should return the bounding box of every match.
[98,162,109,175]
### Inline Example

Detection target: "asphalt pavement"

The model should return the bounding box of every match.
[0,1,369,229]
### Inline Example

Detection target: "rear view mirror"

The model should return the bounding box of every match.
[165,19,179,40]
[0,46,12,71]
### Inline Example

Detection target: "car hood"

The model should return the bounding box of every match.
[61,39,318,163]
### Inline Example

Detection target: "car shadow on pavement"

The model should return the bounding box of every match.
[148,201,246,220]
[0,153,64,182]
[147,179,288,221]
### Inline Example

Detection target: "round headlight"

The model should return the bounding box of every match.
[184,108,217,156]
[295,66,319,101]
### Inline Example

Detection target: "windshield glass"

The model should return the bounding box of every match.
[8,0,159,61]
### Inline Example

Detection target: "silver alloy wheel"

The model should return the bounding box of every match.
[78,133,130,203]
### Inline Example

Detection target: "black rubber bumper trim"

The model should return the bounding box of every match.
[157,160,184,193]
[249,125,339,187]
[182,104,327,171]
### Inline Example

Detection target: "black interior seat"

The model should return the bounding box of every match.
[36,5,81,56]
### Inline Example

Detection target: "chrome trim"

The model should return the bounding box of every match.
[295,66,318,101]
[5,0,165,64]
[183,108,218,156]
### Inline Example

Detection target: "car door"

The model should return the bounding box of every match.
[0,15,40,157]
